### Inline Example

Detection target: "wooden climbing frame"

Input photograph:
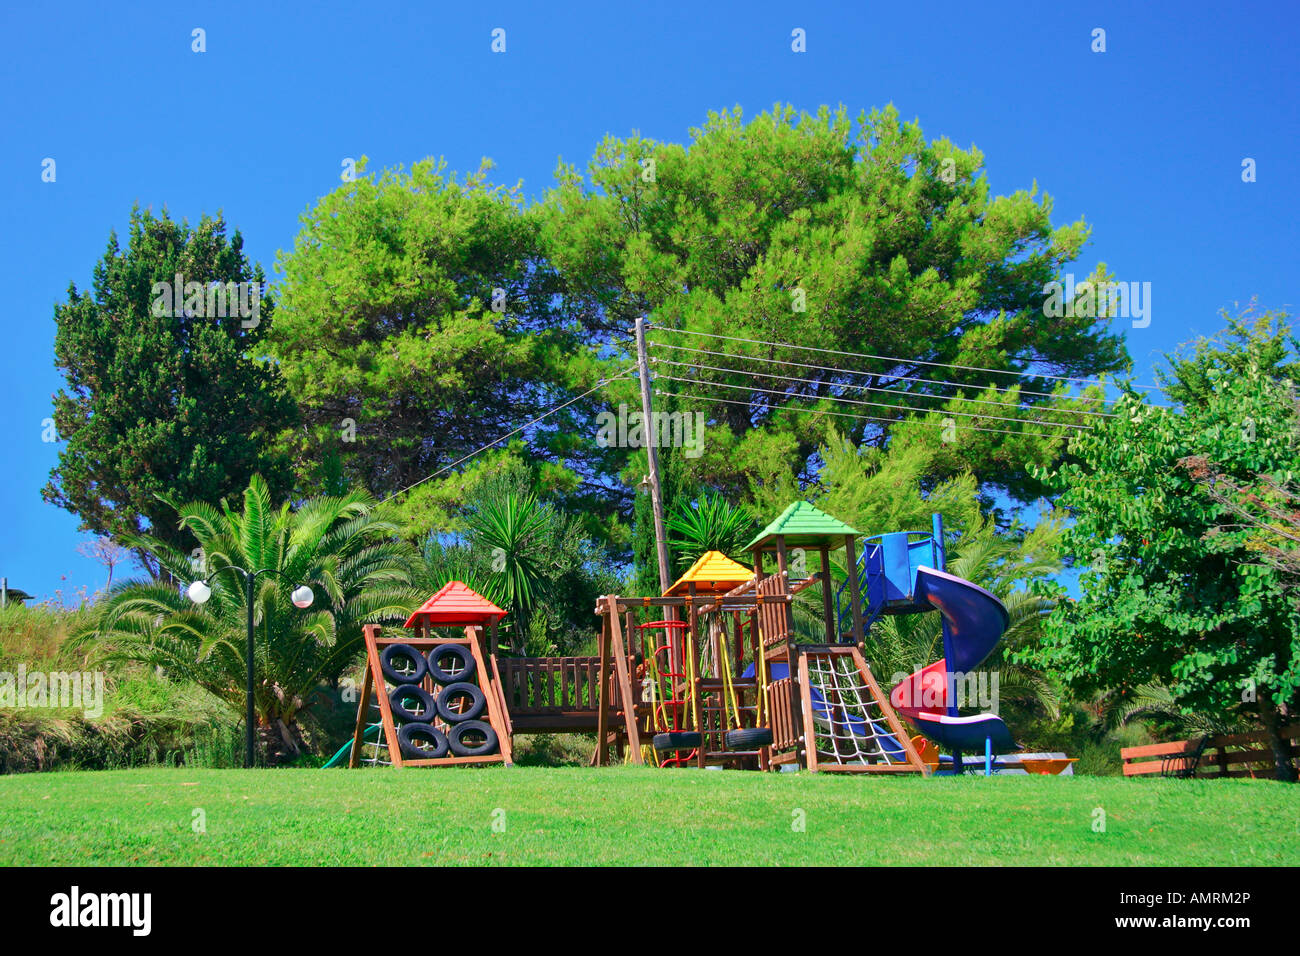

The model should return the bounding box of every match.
[348,623,514,768]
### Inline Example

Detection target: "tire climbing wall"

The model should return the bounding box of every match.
[349,624,513,768]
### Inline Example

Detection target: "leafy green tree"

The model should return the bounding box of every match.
[540,104,1128,505]
[76,476,416,762]
[1028,322,1300,780]
[267,159,615,518]
[44,207,296,572]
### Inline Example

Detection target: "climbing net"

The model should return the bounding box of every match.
[803,652,910,767]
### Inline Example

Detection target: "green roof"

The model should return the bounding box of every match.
[745,501,860,551]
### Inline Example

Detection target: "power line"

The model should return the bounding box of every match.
[655,325,1166,394]
[658,389,1077,441]
[651,354,1116,420]
[654,373,1092,431]
[649,339,1134,409]
[381,367,638,503]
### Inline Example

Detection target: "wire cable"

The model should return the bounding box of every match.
[658,389,1077,441]
[380,367,638,503]
[651,355,1116,420]
[655,373,1092,431]
[654,325,1165,394]
[649,340,1130,412]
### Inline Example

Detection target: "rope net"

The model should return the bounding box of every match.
[804,653,910,766]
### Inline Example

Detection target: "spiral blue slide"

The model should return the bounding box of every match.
[887,566,1016,754]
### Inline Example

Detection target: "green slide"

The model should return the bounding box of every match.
[322,723,381,768]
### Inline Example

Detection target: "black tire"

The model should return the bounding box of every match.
[725,727,774,750]
[426,643,476,685]
[389,684,436,724]
[447,720,499,757]
[652,732,702,751]
[436,682,487,723]
[397,723,449,760]
[380,643,428,686]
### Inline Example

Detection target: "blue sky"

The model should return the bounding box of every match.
[2,1,1296,601]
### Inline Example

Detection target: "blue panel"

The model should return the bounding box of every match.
[912,566,1009,673]
[912,713,1016,752]
[880,532,913,602]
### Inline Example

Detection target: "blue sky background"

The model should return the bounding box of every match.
[1,1,1296,602]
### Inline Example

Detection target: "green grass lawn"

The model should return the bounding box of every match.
[1,765,1297,866]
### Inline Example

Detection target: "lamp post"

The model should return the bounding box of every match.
[186,566,314,768]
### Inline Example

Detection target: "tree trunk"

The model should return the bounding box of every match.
[256,718,305,766]
[1259,705,1298,782]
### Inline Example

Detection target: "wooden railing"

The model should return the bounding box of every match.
[1121,725,1299,778]
[495,656,641,733]
[770,675,798,752]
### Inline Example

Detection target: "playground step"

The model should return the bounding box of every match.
[698,678,758,689]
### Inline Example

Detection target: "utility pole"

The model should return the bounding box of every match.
[634,316,672,596]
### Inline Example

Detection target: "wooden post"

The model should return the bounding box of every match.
[607,597,644,763]
[634,316,672,597]
[819,545,834,643]
[362,624,403,767]
[844,535,866,645]
[796,651,819,773]
[348,663,374,769]
[595,601,612,767]
[688,597,707,768]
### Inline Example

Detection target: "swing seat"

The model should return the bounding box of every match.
[653,732,702,751]
[725,727,773,750]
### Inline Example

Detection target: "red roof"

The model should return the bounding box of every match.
[403,581,507,628]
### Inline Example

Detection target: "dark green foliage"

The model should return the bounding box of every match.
[1027,314,1300,779]
[44,207,297,571]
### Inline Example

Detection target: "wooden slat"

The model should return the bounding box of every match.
[348,662,374,769]
[464,625,513,767]
[606,596,643,763]
[595,603,611,766]
[361,624,404,768]
[796,652,818,773]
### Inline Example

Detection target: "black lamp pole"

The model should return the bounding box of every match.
[190,566,313,769]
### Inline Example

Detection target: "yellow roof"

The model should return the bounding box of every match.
[665,551,754,596]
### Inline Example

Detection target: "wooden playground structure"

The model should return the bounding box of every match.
[347,501,932,774]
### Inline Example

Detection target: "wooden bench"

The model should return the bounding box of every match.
[1121,725,1299,779]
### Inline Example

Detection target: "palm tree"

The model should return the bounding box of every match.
[666,493,758,567]
[76,476,418,762]
[464,487,551,653]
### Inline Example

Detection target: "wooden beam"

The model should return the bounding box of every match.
[595,601,612,767]
[465,625,513,767]
[796,651,819,773]
[606,597,643,763]
[844,535,865,645]
[819,546,834,643]
[362,624,403,768]
[348,661,374,769]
